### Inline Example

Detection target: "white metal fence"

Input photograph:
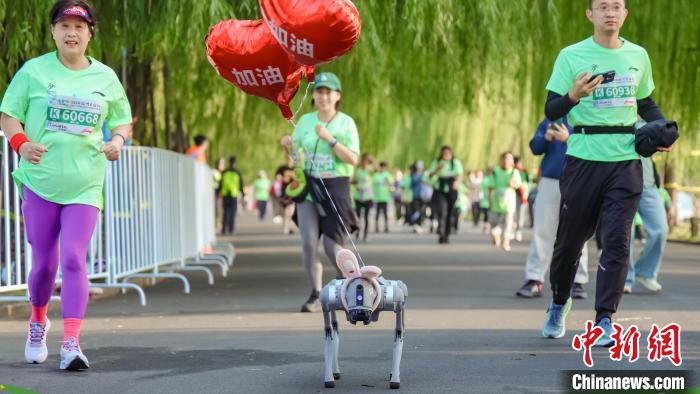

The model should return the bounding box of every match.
[0,137,234,306]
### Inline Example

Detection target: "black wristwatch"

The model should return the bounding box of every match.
[328,138,338,148]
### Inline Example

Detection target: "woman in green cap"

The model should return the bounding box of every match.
[280,72,360,312]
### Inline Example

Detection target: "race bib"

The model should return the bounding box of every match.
[46,95,103,136]
[308,152,334,177]
[592,74,637,108]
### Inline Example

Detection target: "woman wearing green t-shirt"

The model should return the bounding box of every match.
[254,170,271,221]
[488,152,522,252]
[0,0,132,370]
[353,153,374,242]
[372,162,393,233]
[427,146,464,244]
[280,72,359,312]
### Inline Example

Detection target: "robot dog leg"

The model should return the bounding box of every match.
[320,249,408,389]
[390,290,406,389]
[322,301,341,388]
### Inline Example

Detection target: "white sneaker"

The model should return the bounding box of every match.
[490,229,502,246]
[60,337,89,371]
[502,240,511,252]
[25,318,51,364]
[515,231,523,242]
[637,277,662,292]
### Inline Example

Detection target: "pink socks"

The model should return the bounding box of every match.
[31,305,48,324]
[63,318,83,344]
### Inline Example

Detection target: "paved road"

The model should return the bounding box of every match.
[1,212,698,393]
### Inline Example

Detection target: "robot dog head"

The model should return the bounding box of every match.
[344,277,378,324]
[336,249,383,325]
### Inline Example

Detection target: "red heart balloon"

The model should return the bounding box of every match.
[259,0,362,66]
[205,19,307,119]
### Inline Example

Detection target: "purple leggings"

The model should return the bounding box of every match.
[23,187,99,319]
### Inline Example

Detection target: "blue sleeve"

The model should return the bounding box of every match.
[529,119,549,155]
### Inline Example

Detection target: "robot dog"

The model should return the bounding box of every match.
[319,248,408,389]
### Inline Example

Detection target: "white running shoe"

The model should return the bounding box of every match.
[25,318,51,364]
[515,230,523,242]
[59,337,89,371]
[502,240,511,252]
[637,277,662,292]
[490,229,502,246]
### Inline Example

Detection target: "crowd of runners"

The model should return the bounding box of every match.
[0,0,681,375]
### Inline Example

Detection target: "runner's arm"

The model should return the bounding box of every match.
[1,113,48,164]
[0,113,24,140]
[330,142,358,166]
[112,123,132,140]
[544,91,578,121]
[529,120,549,155]
[637,96,665,122]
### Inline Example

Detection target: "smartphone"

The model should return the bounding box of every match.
[588,70,616,84]
[548,118,563,130]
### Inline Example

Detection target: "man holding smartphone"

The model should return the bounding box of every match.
[541,0,670,346]
[516,117,590,300]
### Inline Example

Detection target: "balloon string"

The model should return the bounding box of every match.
[291,81,314,124]
[285,83,366,267]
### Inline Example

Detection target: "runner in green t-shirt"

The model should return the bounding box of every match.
[487,152,521,252]
[372,162,393,233]
[427,146,464,244]
[254,171,271,221]
[280,72,360,313]
[479,168,493,234]
[0,1,132,371]
[353,154,375,242]
[542,0,673,345]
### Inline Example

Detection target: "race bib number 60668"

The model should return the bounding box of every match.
[46,95,103,136]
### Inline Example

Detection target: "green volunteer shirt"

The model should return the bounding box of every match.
[489,167,520,214]
[292,111,360,179]
[254,178,271,201]
[455,182,467,210]
[372,171,392,203]
[479,176,491,209]
[1,52,132,209]
[546,37,655,162]
[354,167,373,201]
[429,159,464,178]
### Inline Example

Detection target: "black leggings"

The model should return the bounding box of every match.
[435,190,458,240]
[375,202,389,231]
[222,196,238,235]
[355,200,372,240]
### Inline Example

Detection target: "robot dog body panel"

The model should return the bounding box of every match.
[320,277,407,389]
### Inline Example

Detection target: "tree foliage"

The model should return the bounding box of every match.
[1,0,699,182]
